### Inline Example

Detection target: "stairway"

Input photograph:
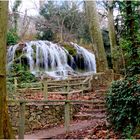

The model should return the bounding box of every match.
[74,88,107,120]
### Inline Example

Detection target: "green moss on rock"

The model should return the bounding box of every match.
[62,42,77,56]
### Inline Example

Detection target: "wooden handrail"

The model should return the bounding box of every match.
[8,99,101,104]
[8,98,101,139]
[13,75,92,94]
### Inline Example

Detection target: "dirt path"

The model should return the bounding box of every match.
[24,119,105,139]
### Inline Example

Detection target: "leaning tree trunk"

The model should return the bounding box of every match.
[85,0,108,72]
[0,1,14,139]
[108,0,119,73]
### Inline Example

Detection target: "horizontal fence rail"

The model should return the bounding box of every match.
[10,75,93,100]
[8,99,97,139]
[8,75,94,139]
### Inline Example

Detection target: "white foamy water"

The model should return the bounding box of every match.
[7,40,96,78]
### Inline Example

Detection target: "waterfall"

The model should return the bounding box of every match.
[7,40,96,78]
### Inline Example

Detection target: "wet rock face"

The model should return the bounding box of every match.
[7,40,96,78]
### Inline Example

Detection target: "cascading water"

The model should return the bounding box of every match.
[7,40,96,78]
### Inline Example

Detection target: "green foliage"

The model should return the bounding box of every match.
[120,38,132,66]
[120,38,140,76]
[18,70,37,84]
[9,63,37,84]
[6,80,15,99]
[7,80,14,93]
[63,43,77,56]
[108,2,140,134]
[106,76,140,137]
[7,63,37,99]
[118,1,140,76]
[37,29,54,41]
[7,29,19,45]
[118,1,140,37]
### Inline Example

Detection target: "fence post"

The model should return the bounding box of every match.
[64,79,70,132]
[14,77,17,93]
[43,80,48,100]
[64,101,70,133]
[18,102,25,139]
[67,79,70,93]
[81,83,84,96]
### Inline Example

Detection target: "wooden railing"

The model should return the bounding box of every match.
[8,75,93,139]
[8,99,98,139]
[12,75,93,100]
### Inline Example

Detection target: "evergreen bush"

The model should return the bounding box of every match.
[7,29,19,45]
[106,76,140,137]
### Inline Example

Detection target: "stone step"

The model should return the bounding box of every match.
[94,92,107,97]
[95,89,108,93]
[91,96,106,100]
[75,101,105,107]
[74,112,106,120]
[95,91,107,96]
[81,108,106,113]
[87,99,105,104]
[83,101,106,106]
[80,104,106,110]
[92,105,106,109]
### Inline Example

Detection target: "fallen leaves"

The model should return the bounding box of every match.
[52,121,121,139]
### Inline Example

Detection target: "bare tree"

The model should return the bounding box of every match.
[37,1,83,42]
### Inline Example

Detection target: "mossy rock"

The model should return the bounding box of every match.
[32,45,36,52]
[15,49,22,58]
[62,42,77,56]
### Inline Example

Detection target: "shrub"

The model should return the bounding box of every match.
[37,29,54,41]
[8,63,37,84]
[106,76,140,137]
[7,29,19,45]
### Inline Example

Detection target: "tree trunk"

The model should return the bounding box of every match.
[85,0,108,72]
[12,0,22,33]
[125,1,139,75]
[14,13,18,32]
[107,0,119,73]
[0,1,15,139]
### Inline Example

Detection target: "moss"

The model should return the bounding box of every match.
[32,45,36,52]
[15,50,22,58]
[31,45,36,60]
[62,42,77,56]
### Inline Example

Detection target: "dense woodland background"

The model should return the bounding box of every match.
[0,0,140,139]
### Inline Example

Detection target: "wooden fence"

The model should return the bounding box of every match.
[8,75,93,139]
[7,72,122,139]
[13,75,93,100]
[8,99,99,139]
